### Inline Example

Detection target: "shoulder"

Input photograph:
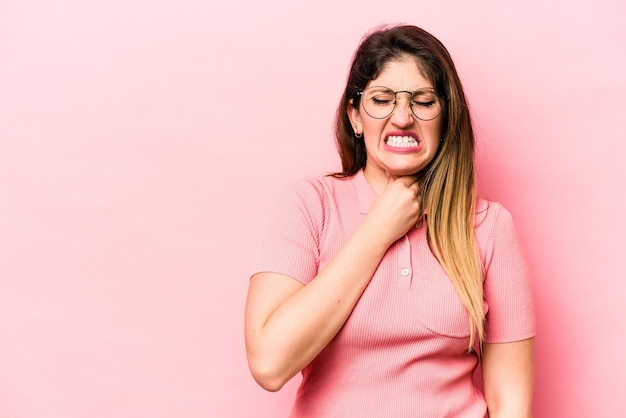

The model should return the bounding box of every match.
[474,198,523,264]
[475,198,514,233]
[282,173,358,207]
[272,173,356,225]
[474,198,514,247]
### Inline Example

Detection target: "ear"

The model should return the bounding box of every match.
[347,99,362,134]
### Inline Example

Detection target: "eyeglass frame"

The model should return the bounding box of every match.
[356,86,447,121]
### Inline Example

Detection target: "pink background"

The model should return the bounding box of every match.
[1,1,625,417]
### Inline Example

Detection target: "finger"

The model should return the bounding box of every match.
[394,175,419,189]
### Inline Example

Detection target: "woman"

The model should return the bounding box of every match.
[245,24,535,417]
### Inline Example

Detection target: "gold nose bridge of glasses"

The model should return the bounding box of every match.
[392,91,414,110]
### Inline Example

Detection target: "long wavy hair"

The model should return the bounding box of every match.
[333,24,484,349]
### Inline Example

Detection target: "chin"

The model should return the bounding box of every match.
[387,165,424,176]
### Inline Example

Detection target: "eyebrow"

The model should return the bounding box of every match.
[367,85,435,91]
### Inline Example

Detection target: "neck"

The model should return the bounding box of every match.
[362,167,394,196]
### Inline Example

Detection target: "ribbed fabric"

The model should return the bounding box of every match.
[252,170,535,418]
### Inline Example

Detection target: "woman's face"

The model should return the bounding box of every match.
[348,57,444,186]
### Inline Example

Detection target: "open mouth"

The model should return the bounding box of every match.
[385,135,420,148]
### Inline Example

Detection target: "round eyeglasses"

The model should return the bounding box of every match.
[357,86,445,121]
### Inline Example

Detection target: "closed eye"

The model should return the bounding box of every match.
[413,100,436,107]
[372,97,394,105]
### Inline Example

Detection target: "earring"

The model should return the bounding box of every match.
[353,126,362,139]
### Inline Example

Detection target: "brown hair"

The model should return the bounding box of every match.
[334,24,484,348]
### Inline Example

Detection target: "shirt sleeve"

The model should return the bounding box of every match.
[251,178,325,285]
[483,204,536,343]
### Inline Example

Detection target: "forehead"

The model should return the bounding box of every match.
[367,57,432,90]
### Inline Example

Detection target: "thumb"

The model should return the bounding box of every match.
[394,175,419,189]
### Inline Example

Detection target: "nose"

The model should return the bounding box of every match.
[390,95,413,127]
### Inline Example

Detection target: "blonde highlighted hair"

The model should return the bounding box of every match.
[333,24,484,348]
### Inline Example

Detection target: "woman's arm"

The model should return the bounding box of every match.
[482,337,535,418]
[244,176,420,392]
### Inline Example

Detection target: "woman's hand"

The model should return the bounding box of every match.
[362,175,422,246]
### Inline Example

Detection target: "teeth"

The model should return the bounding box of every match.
[386,135,418,148]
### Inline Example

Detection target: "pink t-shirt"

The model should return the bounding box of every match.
[253,170,535,418]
